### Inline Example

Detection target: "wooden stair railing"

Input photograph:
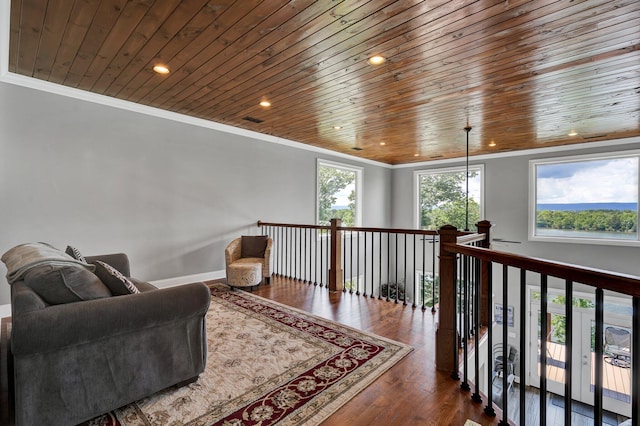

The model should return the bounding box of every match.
[439,225,640,426]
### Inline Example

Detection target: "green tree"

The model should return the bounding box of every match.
[318,166,356,226]
[419,171,480,230]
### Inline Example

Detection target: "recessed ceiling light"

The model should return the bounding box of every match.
[333,125,342,130]
[153,64,170,74]
[380,142,386,146]
[259,100,271,107]
[414,153,420,157]
[368,55,386,65]
[568,130,578,136]
[489,140,496,147]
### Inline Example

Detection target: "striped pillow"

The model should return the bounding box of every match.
[94,261,140,296]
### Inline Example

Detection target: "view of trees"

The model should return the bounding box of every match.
[419,170,480,230]
[317,165,356,226]
[536,209,637,233]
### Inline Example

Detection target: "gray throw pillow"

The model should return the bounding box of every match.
[94,261,140,296]
[23,265,112,305]
[241,235,268,258]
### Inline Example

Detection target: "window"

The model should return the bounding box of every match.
[317,160,362,226]
[530,152,639,245]
[415,165,484,231]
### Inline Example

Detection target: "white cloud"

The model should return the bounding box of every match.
[537,158,638,203]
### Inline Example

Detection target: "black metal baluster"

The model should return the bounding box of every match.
[403,234,407,306]
[499,264,508,426]
[284,227,288,278]
[342,231,347,292]
[451,253,460,381]
[458,254,463,348]
[357,231,361,295]
[378,232,382,300]
[519,269,526,426]
[412,234,417,308]
[313,228,322,286]
[421,235,426,311]
[319,228,323,287]
[540,274,548,426]
[314,228,318,286]
[294,228,298,280]
[461,254,470,392]
[484,262,496,417]
[363,232,368,297]
[595,288,604,425]
[349,231,354,294]
[280,226,283,277]
[632,296,640,426]
[371,231,376,298]
[564,279,573,426]
[432,235,437,313]
[326,228,330,289]
[394,233,399,304]
[472,257,482,404]
[298,227,302,281]
[303,227,307,283]
[386,232,390,302]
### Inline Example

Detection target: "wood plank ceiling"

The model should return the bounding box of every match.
[8,0,640,165]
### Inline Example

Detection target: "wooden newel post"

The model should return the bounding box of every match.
[436,224,459,373]
[329,218,343,292]
[476,220,492,326]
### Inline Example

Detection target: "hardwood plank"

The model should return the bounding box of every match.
[88,0,183,93]
[104,0,235,98]
[8,0,23,73]
[12,0,47,76]
[47,0,102,85]
[63,0,129,88]
[124,0,271,103]
[32,0,75,80]
[230,276,504,425]
[76,0,155,90]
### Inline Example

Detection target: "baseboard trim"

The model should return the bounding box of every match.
[149,270,226,288]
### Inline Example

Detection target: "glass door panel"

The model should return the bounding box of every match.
[581,319,632,417]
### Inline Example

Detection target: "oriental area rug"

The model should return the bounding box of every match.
[2,284,412,426]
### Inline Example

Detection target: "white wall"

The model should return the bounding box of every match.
[0,82,391,304]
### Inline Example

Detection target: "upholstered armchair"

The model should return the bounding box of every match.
[225,236,272,288]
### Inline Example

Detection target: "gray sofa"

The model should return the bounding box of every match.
[7,250,211,425]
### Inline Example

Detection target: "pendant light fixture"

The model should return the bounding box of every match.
[464,125,472,231]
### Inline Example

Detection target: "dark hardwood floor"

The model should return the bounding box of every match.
[213,276,503,426]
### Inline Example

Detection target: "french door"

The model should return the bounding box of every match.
[527,287,632,417]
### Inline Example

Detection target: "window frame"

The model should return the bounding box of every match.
[316,159,363,227]
[413,164,485,230]
[529,151,640,246]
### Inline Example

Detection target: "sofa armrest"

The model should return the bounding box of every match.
[11,282,211,356]
[85,253,130,277]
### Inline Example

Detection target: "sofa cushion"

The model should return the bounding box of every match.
[241,235,268,258]
[94,261,140,295]
[65,245,87,263]
[23,265,112,305]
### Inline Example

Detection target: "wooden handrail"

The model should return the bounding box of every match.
[257,220,329,230]
[258,220,443,236]
[456,233,486,245]
[444,242,640,298]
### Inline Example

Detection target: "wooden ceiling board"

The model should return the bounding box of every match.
[8,0,640,164]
